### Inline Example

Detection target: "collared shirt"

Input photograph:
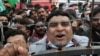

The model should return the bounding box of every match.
[46,38,78,50]
[29,35,89,54]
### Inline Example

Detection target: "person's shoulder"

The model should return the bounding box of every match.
[29,35,47,53]
[73,35,89,46]
[74,35,88,39]
[73,35,89,42]
[31,35,47,44]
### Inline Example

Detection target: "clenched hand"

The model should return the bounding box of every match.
[0,41,29,56]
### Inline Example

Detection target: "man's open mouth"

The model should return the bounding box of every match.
[55,34,65,40]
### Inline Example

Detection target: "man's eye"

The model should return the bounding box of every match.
[61,22,69,27]
[49,22,58,27]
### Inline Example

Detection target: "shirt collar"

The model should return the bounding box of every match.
[47,40,74,49]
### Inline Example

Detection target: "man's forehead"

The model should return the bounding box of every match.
[38,8,45,11]
[7,35,25,42]
[0,16,7,19]
[49,16,70,22]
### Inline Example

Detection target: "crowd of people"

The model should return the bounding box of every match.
[0,1,100,56]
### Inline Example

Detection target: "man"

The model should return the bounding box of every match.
[58,3,66,11]
[29,10,89,53]
[4,29,27,45]
[0,14,9,43]
[0,14,8,28]
[29,20,46,43]
[29,9,38,22]
[13,18,34,46]
[16,10,27,18]
[0,29,29,56]
[84,6,100,45]
[37,7,48,22]
[0,10,89,56]
[13,19,34,38]
[0,14,8,23]
[91,6,100,43]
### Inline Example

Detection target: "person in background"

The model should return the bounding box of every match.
[58,3,66,11]
[16,10,27,18]
[83,6,100,46]
[50,4,57,13]
[29,20,46,43]
[37,7,48,22]
[12,19,34,46]
[64,9,84,35]
[78,2,83,13]
[29,9,38,22]
[71,19,84,35]
[0,14,9,42]
[80,10,91,32]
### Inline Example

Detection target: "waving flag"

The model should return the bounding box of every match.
[8,0,18,8]
[0,0,6,12]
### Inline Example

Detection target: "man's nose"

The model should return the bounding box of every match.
[56,24,64,31]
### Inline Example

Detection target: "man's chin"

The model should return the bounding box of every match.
[54,42,67,48]
[55,44,66,48]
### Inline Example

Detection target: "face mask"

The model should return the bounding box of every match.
[2,22,8,26]
[0,22,9,34]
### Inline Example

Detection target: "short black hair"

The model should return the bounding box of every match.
[46,10,72,22]
[29,9,37,17]
[14,19,34,36]
[0,13,8,18]
[4,29,28,44]
[37,6,46,12]
[90,6,100,18]
[34,3,41,10]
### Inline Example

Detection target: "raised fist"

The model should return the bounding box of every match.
[0,41,29,56]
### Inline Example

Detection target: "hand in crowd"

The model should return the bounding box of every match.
[0,41,29,56]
